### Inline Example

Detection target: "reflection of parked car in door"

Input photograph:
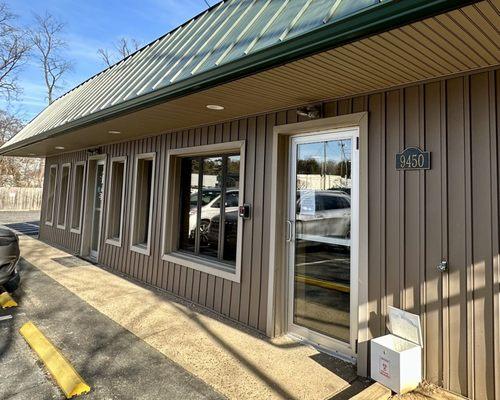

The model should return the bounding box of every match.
[296,190,350,239]
[0,228,20,293]
[189,190,239,242]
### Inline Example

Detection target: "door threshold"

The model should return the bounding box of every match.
[79,255,98,265]
[287,332,357,364]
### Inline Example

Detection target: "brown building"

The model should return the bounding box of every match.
[1,1,499,398]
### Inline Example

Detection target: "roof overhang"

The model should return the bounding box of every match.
[2,0,497,157]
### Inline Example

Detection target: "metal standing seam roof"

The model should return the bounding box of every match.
[0,0,477,154]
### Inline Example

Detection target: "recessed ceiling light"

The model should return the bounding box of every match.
[108,130,122,135]
[54,146,65,150]
[206,104,224,111]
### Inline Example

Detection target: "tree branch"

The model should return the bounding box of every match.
[29,12,73,104]
[0,2,30,100]
[97,37,140,67]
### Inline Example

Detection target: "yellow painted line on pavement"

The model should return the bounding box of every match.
[0,292,18,308]
[295,274,350,293]
[19,322,91,398]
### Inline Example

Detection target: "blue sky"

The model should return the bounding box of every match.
[2,0,209,122]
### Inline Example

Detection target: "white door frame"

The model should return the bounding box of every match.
[89,159,106,260]
[80,154,107,260]
[286,128,359,362]
[267,112,369,376]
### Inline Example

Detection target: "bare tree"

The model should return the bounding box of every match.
[96,47,113,68]
[97,37,141,67]
[0,109,22,145]
[0,2,30,100]
[29,13,73,104]
[0,110,45,188]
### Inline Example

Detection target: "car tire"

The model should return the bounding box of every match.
[3,273,20,293]
[199,220,210,244]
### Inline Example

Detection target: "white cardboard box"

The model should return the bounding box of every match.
[370,306,423,394]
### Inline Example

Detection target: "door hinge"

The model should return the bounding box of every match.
[356,137,359,150]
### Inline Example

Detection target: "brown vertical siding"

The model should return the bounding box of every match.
[469,72,496,399]
[423,81,444,385]
[494,69,500,400]
[344,71,497,400]
[40,150,87,254]
[39,69,499,399]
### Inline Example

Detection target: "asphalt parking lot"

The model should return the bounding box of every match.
[0,212,224,399]
[0,211,41,226]
[0,258,225,400]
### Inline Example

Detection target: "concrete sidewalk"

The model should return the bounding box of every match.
[17,235,359,400]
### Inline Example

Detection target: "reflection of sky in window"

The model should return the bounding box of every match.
[298,140,351,164]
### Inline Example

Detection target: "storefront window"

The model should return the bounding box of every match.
[106,157,126,244]
[131,153,155,254]
[70,163,85,232]
[179,153,240,266]
[45,165,58,225]
[57,164,71,228]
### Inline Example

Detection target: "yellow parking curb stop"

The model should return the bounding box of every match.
[0,292,18,308]
[19,322,91,398]
[295,274,350,293]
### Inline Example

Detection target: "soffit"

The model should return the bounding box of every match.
[6,0,499,157]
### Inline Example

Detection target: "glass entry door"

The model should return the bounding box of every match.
[287,129,358,358]
[90,161,105,259]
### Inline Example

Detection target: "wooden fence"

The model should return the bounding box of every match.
[0,187,43,211]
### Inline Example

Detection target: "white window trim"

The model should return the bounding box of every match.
[45,164,58,226]
[56,163,71,230]
[70,161,86,234]
[105,156,127,247]
[162,140,246,283]
[130,152,156,256]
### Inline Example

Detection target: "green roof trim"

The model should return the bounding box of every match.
[1,0,477,155]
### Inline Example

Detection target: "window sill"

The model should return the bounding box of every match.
[56,225,66,230]
[130,243,150,256]
[162,252,240,283]
[106,238,122,247]
[70,228,81,234]
[45,221,53,226]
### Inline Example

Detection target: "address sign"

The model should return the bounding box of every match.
[396,147,430,171]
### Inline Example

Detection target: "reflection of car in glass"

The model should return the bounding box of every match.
[206,210,238,260]
[190,188,221,209]
[189,190,239,243]
[296,190,350,239]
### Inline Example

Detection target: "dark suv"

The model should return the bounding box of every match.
[0,228,20,293]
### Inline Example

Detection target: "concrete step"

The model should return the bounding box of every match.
[350,382,391,400]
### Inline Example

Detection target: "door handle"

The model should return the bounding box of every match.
[286,220,293,242]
